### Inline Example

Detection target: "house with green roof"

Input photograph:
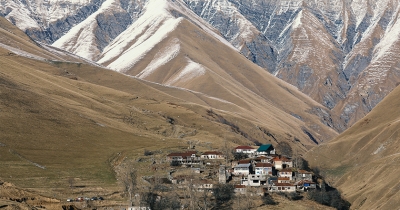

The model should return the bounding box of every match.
[256,144,275,156]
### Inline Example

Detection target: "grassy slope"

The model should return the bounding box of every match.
[0,33,294,195]
[120,19,338,147]
[306,85,400,209]
[0,18,90,63]
[0,15,339,205]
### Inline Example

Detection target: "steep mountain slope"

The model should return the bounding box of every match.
[99,1,340,144]
[0,15,338,195]
[306,84,400,209]
[180,0,400,130]
[3,0,400,131]
[52,0,338,145]
[332,1,400,127]
[183,0,277,72]
[0,17,96,64]
[0,0,104,43]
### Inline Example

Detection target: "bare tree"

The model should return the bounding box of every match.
[234,186,256,210]
[67,177,74,189]
[212,183,235,209]
[196,189,212,210]
[121,163,137,207]
[222,137,233,165]
[180,171,199,210]
[276,141,293,157]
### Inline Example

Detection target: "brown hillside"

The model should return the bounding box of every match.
[104,17,339,146]
[0,17,94,64]
[0,15,336,197]
[306,84,400,209]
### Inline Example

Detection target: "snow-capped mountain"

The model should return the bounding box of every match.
[184,0,400,130]
[2,0,400,131]
[0,14,339,150]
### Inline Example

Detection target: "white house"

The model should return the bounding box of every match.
[277,177,290,183]
[272,156,292,170]
[241,174,268,187]
[167,151,197,163]
[255,144,275,156]
[234,146,257,154]
[282,157,293,168]
[254,156,271,163]
[128,207,150,210]
[201,151,225,159]
[296,170,313,181]
[270,183,296,192]
[194,180,214,191]
[296,180,317,191]
[234,185,247,194]
[233,163,251,176]
[278,168,294,180]
[254,163,273,175]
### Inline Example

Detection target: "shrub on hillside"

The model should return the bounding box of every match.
[170,161,181,167]
[141,192,180,210]
[144,150,153,156]
[262,193,278,205]
[232,152,248,161]
[307,182,350,210]
[286,192,303,200]
[212,183,235,209]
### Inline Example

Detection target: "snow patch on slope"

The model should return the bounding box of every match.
[372,3,400,62]
[372,144,386,155]
[292,9,302,29]
[4,5,40,30]
[45,0,93,23]
[186,0,257,48]
[99,15,182,71]
[98,0,177,69]
[52,0,122,60]
[277,0,302,15]
[166,58,206,85]
[98,0,237,72]
[137,38,181,79]
[0,43,46,61]
[351,0,368,28]
[169,0,238,51]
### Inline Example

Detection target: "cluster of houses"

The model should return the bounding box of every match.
[232,145,316,193]
[165,144,316,195]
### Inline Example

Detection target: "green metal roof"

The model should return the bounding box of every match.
[257,144,273,152]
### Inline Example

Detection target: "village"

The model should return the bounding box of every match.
[165,144,316,197]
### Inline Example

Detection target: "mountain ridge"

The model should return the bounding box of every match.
[0,15,337,194]
[305,82,400,210]
[4,0,400,132]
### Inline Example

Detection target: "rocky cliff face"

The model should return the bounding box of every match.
[2,0,400,131]
[181,0,400,131]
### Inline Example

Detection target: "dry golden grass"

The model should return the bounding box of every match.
[0,18,86,63]
[112,19,338,147]
[0,45,277,198]
[306,85,400,209]
[0,16,339,209]
[256,194,335,210]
